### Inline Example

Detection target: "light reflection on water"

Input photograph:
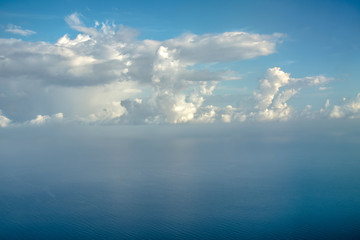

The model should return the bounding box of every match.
[0,122,360,239]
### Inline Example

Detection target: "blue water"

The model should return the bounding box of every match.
[0,122,360,239]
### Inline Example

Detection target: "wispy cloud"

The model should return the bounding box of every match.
[5,24,36,36]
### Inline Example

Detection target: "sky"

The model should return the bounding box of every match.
[0,0,360,126]
[1,2,360,238]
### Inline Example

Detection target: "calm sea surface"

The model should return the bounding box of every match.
[1,122,360,239]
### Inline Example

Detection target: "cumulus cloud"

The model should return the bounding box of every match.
[5,24,36,36]
[81,102,127,124]
[0,12,285,125]
[251,67,331,121]
[220,105,247,123]
[330,93,360,119]
[0,110,11,127]
[0,12,339,126]
[28,113,64,126]
[0,14,280,88]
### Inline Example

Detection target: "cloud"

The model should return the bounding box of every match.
[254,67,291,110]
[0,12,285,125]
[330,93,360,119]
[28,113,64,126]
[0,110,11,127]
[0,12,281,88]
[251,67,331,121]
[163,32,283,64]
[0,12,339,126]
[5,24,36,36]
[325,99,330,108]
[64,12,98,36]
[220,105,247,123]
[82,102,127,124]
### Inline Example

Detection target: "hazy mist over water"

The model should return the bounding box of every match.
[1,121,360,239]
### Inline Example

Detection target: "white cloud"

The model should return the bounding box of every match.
[0,12,281,88]
[254,67,291,110]
[65,12,98,36]
[28,113,64,126]
[82,101,127,124]
[252,67,331,121]
[0,110,11,127]
[330,93,360,119]
[29,115,51,125]
[325,99,330,108]
[5,24,36,36]
[220,105,247,123]
[319,86,329,91]
[330,105,345,118]
[162,32,283,63]
[193,105,217,123]
[0,12,340,126]
[300,105,314,119]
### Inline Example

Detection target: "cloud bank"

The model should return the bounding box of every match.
[0,12,353,127]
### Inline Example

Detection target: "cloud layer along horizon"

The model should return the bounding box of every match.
[0,12,358,127]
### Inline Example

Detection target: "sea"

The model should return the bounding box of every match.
[0,120,359,239]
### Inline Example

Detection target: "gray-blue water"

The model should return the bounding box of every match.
[1,121,360,239]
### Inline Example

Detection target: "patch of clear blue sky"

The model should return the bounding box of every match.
[1,0,359,105]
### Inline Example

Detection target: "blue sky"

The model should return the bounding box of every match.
[0,0,360,126]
